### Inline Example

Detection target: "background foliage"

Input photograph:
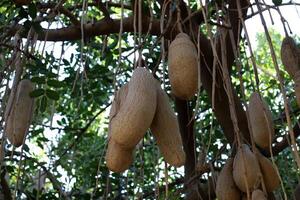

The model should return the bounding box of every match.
[0,0,299,199]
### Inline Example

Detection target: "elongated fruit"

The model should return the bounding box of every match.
[110,67,157,148]
[248,92,274,150]
[6,79,34,147]
[216,158,241,200]
[281,36,300,79]
[150,81,185,167]
[168,33,198,100]
[233,144,261,193]
[105,138,134,173]
[252,189,267,200]
[256,152,280,192]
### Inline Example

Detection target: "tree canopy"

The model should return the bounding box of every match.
[0,0,300,199]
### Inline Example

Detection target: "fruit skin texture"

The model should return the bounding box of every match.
[281,36,300,79]
[233,144,261,193]
[108,83,129,136]
[280,37,300,107]
[106,84,134,173]
[105,138,133,173]
[150,81,185,167]
[168,33,198,100]
[248,92,274,150]
[216,158,241,200]
[256,152,280,192]
[110,67,157,149]
[6,79,34,147]
[252,189,267,200]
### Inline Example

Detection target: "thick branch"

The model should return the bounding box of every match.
[1,169,12,200]
[37,2,132,11]
[9,17,161,41]
[265,119,300,156]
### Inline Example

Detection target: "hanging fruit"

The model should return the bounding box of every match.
[5,79,35,147]
[168,33,198,100]
[105,138,134,173]
[281,36,300,106]
[233,144,261,193]
[150,81,185,167]
[256,152,280,192]
[252,189,267,200]
[248,92,274,150]
[216,158,241,200]
[281,37,300,79]
[106,84,134,173]
[110,67,157,149]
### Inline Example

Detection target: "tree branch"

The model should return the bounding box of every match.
[1,168,12,200]
[8,16,161,41]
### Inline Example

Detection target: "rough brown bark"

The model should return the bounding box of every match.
[175,98,200,200]
[1,169,12,200]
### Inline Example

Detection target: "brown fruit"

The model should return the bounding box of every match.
[252,189,267,200]
[108,84,129,137]
[168,33,198,100]
[256,153,280,192]
[216,158,241,200]
[110,67,157,149]
[106,84,132,172]
[248,92,274,150]
[233,144,261,193]
[6,79,34,147]
[105,138,133,173]
[281,36,300,79]
[150,81,185,167]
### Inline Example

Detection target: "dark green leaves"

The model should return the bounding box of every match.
[31,76,46,84]
[40,96,47,112]
[18,7,28,18]
[272,0,282,6]
[47,79,64,88]
[30,88,44,98]
[46,89,59,101]
[28,3,37,18]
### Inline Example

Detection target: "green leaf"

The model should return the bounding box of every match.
[32,22,43,33]
[47,72,57,78]
[28,3,37,19]
[18,7,28,18]
[46,89,59,101]
[23,20,32,30]
[47,79,63,88]
[31,76,46,84]
[30,89,44,98]
[63,58,70,66]
[40,96,47,112]
[272,0,282,6]
[34,59,44,68]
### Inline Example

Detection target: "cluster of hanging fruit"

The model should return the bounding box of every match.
[216,93,279,200]
[216,144,280,200]
[105,33,198,172]
[216,36,300,200]
[4,79,35,147]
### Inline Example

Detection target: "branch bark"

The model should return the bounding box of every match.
[8,16,161,41]
[1,168,12,200]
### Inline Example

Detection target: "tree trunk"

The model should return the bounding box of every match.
[175,98,202,200]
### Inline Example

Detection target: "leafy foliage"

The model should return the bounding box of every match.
[0,0,299,199]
